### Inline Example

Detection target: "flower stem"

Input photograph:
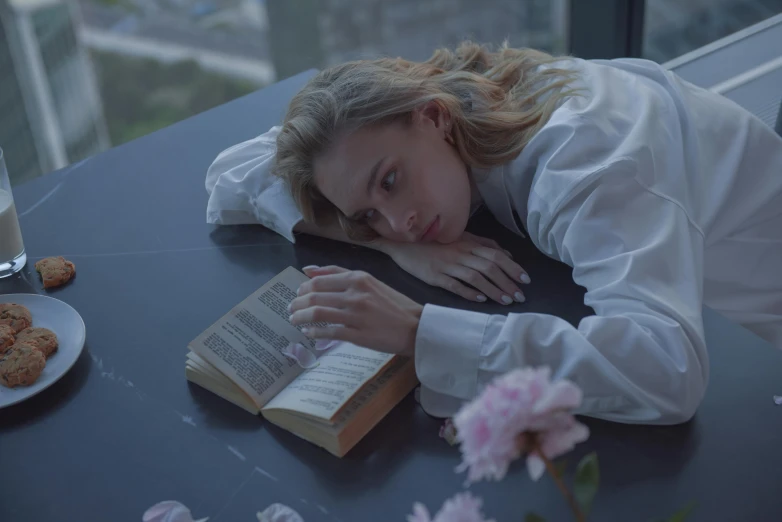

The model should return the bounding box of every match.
[532,438,586,522]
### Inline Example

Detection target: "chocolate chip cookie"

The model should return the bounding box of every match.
[0,325,15,355]
[0,342,46,387]
[0,303,32,334]
[35,256,76,289]
[15,327,58,358]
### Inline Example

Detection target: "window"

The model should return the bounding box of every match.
[643,0,782,63]
[4,0,567,179]
[0,11,43,184]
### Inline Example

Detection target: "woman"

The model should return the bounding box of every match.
[206,42,782,424]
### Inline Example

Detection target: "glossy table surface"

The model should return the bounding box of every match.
[2,71,781,522]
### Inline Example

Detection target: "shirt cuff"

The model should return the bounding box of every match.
[418,386,468,418]
[414,304,488,400]
[253,179,303,243]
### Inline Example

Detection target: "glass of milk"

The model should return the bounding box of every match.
[0,147,26,278]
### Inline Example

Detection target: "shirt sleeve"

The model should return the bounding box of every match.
[415,162,709,425]
[205,126,303,243]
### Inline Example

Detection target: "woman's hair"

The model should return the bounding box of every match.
[274,41,579,240]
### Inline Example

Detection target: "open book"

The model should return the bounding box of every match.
[184,267,419,457]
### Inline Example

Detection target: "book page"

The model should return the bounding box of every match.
[329,356,413,428]
[188,266,319,408]
[262,342,395,421]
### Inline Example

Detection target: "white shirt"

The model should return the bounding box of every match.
[205,57,782,424]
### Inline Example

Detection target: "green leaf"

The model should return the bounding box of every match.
[525,513,546,522]
[666,502,696,522]
[573,452,600,515]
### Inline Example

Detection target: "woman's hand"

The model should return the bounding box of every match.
[381,231,530,305]
[289,266,423,356]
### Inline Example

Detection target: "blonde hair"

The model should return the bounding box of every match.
[274,41,579,240]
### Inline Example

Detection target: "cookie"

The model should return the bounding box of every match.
[0,325,15,355]
[35,256,76,289]
[15,327,58,358]
[0,303,32,334]
[0,343,46,387]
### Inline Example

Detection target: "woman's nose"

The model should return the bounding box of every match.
[389,208,416,235]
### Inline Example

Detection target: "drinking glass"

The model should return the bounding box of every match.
[0,147,27,278]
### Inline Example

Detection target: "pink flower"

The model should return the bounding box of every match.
[453,367,589,483]
[408,493,494,522]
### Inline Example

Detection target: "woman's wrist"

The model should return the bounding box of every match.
[367,237,395,255]
[404,303,424,358]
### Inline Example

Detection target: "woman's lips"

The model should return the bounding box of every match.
[421,215,441,242]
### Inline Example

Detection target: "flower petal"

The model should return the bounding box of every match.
[256,504,304,522]
[433,492,494,522]
[407,503,433,522]
[540,422,591,460]
[282,343,318,368]
[314,339,339,351]
[439,419,459,446]
[143,501,198,522]
[532,380,582,414]
[526,454,546,481]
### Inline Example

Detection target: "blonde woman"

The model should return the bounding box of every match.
[206,42,782,425]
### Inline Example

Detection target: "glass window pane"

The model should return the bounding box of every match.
[0,14,43,185]
[32,4,106,163]
[3,0,570,179]
[643,0,782,63]
[268,0,568,79]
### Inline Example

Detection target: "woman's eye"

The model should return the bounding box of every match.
[381,170,396,191]
[363,209,376,222]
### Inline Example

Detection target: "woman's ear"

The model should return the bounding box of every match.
[418,100,451,132]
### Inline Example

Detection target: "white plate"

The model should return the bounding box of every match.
[0,293,86,408]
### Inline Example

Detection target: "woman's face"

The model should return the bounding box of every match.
[313,104,472,244]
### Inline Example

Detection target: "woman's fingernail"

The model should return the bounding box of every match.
[303,265,319,271]
[504,250,513,258]
[287,302,292,312]
[520,273,531,284]
[514,292,526,303]
[476,294,487,302]
[301,327,310,335]
[501,295,513,305]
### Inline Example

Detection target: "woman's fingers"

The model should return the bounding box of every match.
[460,255,525,303]
[289,292,350,314]
[301,265,350,278]
[300,324,363,346]
[445,266,515,305]
[432,275,488,303]
[297,270,357,295]
[462,233,513,258]
[470,247,530,285]
[290,305,353,327]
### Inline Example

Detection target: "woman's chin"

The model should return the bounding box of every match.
[437,225,464,244]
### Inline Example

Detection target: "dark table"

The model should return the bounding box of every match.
[2,71,781,522]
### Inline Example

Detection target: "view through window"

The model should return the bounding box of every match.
[643,0,782,63]
[1,0,781,185]
[0,0,568,184]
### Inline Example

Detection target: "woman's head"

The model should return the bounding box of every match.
[274,41,577,243]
